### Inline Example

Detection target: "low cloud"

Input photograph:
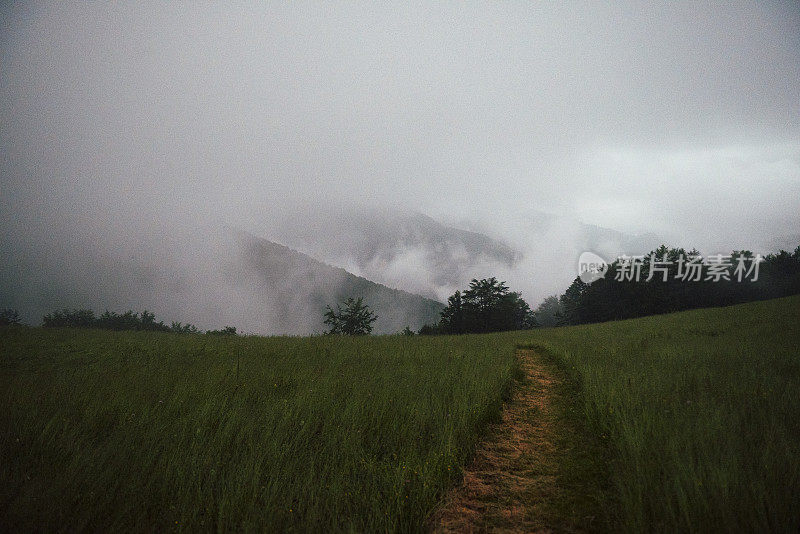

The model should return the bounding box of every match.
[1,2,798,331]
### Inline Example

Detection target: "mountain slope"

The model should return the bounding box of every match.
[0,222,443,335]
[228,229,444,334]
[260,206,660,305]
[262,207,521,301]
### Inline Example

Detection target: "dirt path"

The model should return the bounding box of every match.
[428,349,580,533]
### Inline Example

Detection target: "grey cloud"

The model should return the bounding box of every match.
[1,1,798,331]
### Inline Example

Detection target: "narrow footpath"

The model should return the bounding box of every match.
[429,349,588,533]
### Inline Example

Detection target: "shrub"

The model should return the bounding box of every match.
[0,309,21,326]
[42,309,96,328]
[323,297,377,335]
[170,322,200,334]
[42,308,206,334]
[207,326,237,336]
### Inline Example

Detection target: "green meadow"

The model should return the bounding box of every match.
[1,295,799,532]
[525,295,800,533]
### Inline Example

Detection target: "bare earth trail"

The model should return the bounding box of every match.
[429,349,588,533]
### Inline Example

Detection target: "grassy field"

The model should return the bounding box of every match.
[526,295,800,533]
[1,295,799,532]
[0,332,518,532]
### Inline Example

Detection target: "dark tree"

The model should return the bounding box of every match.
[498,291,538,330]
[95,310,170,332]
[534,296,562,327]
[439,290,466,334]
[207,326,238,336]
[41,307,206,334]
[171,322,200,334]
[417,323,441,335]
[0,309,21,326]
[324,297,378,335]
[42,309,96,328]
[436,278,537,334]
[464,278,508,332]
[553,244,800,326]
[559,278,589,325]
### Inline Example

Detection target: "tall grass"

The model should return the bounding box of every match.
[525,295,800,533]
[0,331,516,532]
[2,296,798,532]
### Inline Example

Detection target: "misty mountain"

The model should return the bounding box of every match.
[228,229,444,334]
[453,210,661,260]
[258,206,660,304]
[443,210,663,306]
[0,221,443,335]
[2,2,798,334]
[262,207,522,301]
[567,221,660,259]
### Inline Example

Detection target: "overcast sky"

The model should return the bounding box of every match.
[2,1,799,274]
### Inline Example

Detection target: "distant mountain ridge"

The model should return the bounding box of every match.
[1,204,661,334]
[264,207,522,300]
[261,207,660,303]
[228,228,444,334]
[0,222,444,335]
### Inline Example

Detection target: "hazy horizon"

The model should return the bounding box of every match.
[2,2,799,331]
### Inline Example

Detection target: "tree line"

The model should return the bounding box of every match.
[412,244,800,334]
[0,308,239,336]
[549,245,800,326]
[322,278,538,336]
[3,244,797,336]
